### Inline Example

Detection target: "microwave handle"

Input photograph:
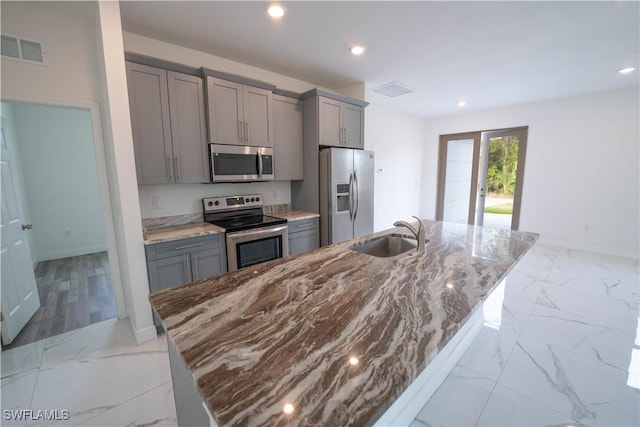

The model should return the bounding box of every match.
[257,150,263,179]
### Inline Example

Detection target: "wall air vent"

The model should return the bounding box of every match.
[1,34,48,65]
[372,81,415,97]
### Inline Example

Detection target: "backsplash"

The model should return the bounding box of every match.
[262,203,291,215]
[141,213,203,231]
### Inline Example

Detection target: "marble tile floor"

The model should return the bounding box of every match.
[1,243,637,427]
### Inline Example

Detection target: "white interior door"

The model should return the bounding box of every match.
[1,119,40,345]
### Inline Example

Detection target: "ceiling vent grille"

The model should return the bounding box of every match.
[372,81,415,97]
[1,34,48,65]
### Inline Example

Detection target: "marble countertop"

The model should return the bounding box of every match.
[143,222,225,245]
[149,220,538,426]
[271,210,320,221]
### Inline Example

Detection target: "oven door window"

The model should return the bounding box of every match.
[235,235,283,269]
[213,153,258,176]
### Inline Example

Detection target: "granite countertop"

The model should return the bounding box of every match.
[143,222,225,245]
[150,220,538,426]
[271,210,320,221]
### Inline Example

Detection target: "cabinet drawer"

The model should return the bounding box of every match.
[146,234,222,261]
[287,217,319,233]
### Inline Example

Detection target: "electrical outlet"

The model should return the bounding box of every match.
[152,196,161,210]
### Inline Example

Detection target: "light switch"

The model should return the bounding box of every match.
[152,196,161,210]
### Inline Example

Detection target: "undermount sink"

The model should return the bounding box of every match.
[349,234,419,258]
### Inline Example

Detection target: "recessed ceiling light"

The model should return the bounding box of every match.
[457,101,467,107]
[618,67,636,74]
[266,4,285,18]
[350,45,366,56]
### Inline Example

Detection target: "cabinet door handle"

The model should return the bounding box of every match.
[167,157,174,182]
[174,157,181,182]
[173,242,204,251]
[184,257,192,282]
[244,121,249,144]
[238,120,243,143]
[192,254,199,279]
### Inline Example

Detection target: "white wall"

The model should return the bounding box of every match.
[0,2,102,103]
[364,100,428,231]
[10,103,107,262]
[422,88,640,258]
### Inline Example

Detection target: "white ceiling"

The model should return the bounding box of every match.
[120,1,639,118]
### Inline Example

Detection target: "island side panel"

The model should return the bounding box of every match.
[168,339,211,426]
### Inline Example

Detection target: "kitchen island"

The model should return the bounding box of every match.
[150,220,538,426]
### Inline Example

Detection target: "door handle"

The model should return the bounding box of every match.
[244,122,249,144]
[348,171,354,221]
[167,157,174,182]
[192,254,199,280]
[257,151,263,178]
[184,257,192,282]
[353,171,359,220]
[22,224,33,231]
[238,120,244,143]
[174,157,181,182]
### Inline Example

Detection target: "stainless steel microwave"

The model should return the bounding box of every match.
[209,144,274,182]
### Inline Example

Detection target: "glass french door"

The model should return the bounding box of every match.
[436,127,528,230]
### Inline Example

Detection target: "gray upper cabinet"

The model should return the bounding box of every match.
[318,96,364,149]
[126,62,209,184]
[305,92,366,150]
[166,71,210,183]
[273,95,303,180]
[206,76,274,147]
[126,62,173,184]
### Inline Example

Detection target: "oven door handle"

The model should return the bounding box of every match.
[257,150,263,179]
[226,224,288,242]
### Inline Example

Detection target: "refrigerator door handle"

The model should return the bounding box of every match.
[348,171,355,221]
[354,170,360,220]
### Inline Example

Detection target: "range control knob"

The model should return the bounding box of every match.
[245,198,250,202]
[207,201,213,207]
[256,197,261,202]
[251,197,256,202]
[214,200,220,206]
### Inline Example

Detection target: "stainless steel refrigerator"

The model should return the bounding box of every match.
[319,147,374,246]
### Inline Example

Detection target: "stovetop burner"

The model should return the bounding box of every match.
[202,194,287,233]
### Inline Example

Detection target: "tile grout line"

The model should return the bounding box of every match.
[473,248,555,425]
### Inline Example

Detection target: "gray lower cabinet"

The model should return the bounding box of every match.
[288,217,319,256]
[126,62,209,184]
[273,94,303,180]
[146,234,227,329]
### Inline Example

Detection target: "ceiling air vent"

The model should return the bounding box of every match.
[1,34,47,65]
[372,81,415,97]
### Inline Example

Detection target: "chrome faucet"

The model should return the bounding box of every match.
[393,216,426,252]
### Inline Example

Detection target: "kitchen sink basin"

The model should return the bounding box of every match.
[349,234,419,258]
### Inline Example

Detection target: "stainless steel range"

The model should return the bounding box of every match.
[203,194,288,271]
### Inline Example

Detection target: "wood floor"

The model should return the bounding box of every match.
[2,252,117,350]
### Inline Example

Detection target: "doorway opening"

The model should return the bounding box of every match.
[436,127,528,230]
[1,100,125,349]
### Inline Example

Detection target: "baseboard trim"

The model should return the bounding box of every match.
[133,324,158,345]
[536,237,639,260]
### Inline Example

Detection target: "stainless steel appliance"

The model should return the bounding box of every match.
[209,144,274,182]
[203,194,288,271]
[319,148,374,245]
